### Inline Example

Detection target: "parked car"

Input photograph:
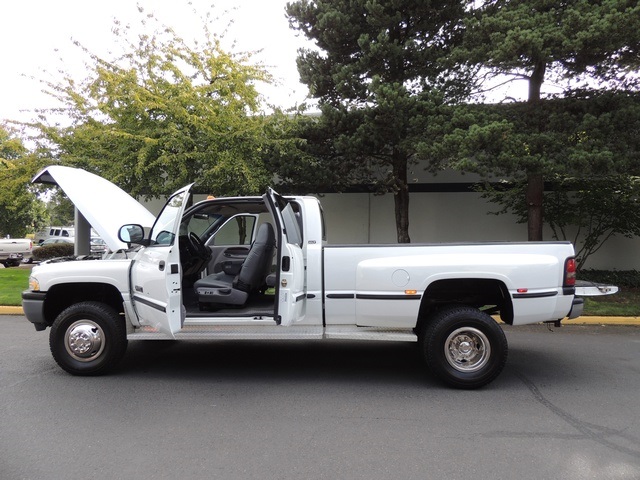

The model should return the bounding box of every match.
[36,237,74,248]
[90,237,107,254]
[0,237,33,266]
[33,236,107,256]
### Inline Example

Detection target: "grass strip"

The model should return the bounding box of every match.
[583,289,640,317]
[0,268,31,306]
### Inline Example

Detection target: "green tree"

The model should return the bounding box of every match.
[444,91,640,266]
[482,175,640,270]
[33,8,278,198]
[0,126,48,238]
[446,91,640,177]
[286,0,473,242]
[459,0,640,240]
[46,191,75,227]
[263,112,366,193]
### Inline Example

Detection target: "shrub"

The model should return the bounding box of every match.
[32,243,75,262]
[578,270,640,288]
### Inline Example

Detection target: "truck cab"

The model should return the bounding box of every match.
[118,185,313,337]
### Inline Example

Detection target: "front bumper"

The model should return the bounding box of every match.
[21,291,47,331]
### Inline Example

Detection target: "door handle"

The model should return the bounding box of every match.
[159,260,165,271]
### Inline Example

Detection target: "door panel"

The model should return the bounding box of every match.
[277,242,306,326]
[264,188,306,327]
[131,245,183,333]
[130,184,193,338]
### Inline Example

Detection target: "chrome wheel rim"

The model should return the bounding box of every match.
[444,327,490,373]
[64,320,105,362]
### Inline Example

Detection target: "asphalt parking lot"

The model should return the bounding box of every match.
[2,315,640,480]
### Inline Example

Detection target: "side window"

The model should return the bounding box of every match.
[213,215,256,246]
[281,203,302,247]
[61,230,69,237]
[319,204,327,242]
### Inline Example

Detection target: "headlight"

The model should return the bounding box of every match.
[28,276,40,292]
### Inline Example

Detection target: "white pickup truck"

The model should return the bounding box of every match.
[22,166,584,388]
[0,237,32,266]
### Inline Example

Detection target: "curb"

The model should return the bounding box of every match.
[1,305,639,325]
[491,315,640,326]
[563,317,640,326]
[0,306,25,315]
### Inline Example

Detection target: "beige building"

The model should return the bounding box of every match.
[141,167,639,271]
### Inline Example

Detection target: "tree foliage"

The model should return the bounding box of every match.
[45,191,75,227]
[0,126,48,237]
[482,175,640,270]
[32,8,279,198]
[442,90,640,254]
[462,0,640,95]
[457,0,640,240]
[286,0,473,242]
[264,112,370,193]
[445,91,640,177]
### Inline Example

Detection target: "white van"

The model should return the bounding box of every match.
[34,226,75,245]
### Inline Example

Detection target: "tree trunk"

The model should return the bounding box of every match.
[393,150,410,243]
[526,60,546,241]
[528,60,545,102]
[525,172,544,241]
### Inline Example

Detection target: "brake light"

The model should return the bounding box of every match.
[564,258,576,287]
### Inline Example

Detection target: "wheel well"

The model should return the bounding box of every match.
[417,278,513,329]
[43,283,125,326]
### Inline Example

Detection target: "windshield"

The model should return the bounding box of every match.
[180,210,224,243]
[150,190,189,246]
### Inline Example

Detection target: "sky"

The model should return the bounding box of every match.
[0,0,538,128]
[0,0,313,124]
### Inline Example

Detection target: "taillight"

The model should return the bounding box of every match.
[564,258,576,287]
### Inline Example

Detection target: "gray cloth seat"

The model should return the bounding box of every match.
[194,223,276,306]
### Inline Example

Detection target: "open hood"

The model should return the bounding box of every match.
[32,165,156,252]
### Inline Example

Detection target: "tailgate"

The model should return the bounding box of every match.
[575,280,618,297]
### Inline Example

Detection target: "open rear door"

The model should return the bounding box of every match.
[264,188,306,326]
[130,184,193,338]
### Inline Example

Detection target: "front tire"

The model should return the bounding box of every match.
[49,301,128,376]
[420,305,508,389]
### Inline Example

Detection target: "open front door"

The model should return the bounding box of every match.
[130,184,193,338]
[264,188,306,326]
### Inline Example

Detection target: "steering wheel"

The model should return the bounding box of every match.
[188,232,211,261]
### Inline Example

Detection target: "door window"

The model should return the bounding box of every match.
[150,190,189,246]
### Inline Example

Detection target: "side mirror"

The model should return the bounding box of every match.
[118,224,146,245]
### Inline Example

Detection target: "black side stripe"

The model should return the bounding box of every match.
[512,291,558,299]
[132,295,167,313]
[326,293,420,300]
[356,294,421,300]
